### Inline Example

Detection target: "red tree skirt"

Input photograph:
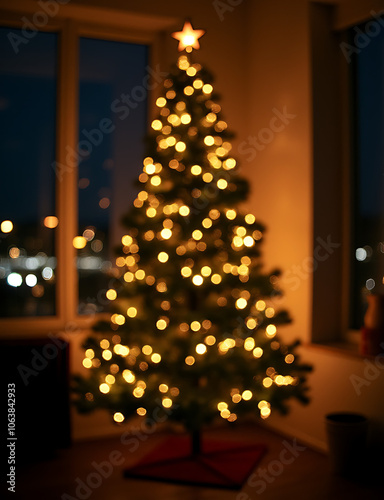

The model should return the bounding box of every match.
[124,435,267,490]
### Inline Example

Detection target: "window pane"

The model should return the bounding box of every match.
[0,28,57,317]
[77,38,148,314]
[351,20,384,328]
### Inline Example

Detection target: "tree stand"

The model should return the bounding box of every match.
[123,429,267,490]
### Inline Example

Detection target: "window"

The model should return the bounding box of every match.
[0,29,57,317]
[350,17,384,329]
[310,3,384,350]
[77,38,147,314]
[0,5,164,333]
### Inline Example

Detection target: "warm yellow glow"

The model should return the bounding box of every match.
[146,207,157,218]
[184,85,194,96]
[175,141,186,152]
[256,300,266,311]
[217,402,228,411]
[266,324,277,337]
[236,297,247,310]
[180,113,191,124]
[156,281,167,292]
[82,358,92,368]
[245,213,256,224]
[211,274,222,285]
[111,314,126,325]
[100,339,110,349]
[73,236,87,249]
[191,165,202,175]
[161,228,172,239]
[263,377,273,388]
[113,412,124,423]
[205,335,216,346]
[151,119,162,130]
[260,407,271,419]
[44,216,59,228]
[186,66,197,76]
[158,251,169,263]
[243,236,254,247]
[156,318,167,330]
[85,349,95,359]
[105,374,115,384]
[285,354,294,364]
[151,353,161,363]
[217,179,228,190]
[99,383,110,394]
[181,266,192,278]
[202,218,212,229]
[242,390,252,401]
[142,345,153,355]
[135,269,145,280]
[122,235,133,246]
[226,209,237,220]
[253,347,263,358]
[102,349,112,361]
[192,275,203,286]
[204,135,214,146]
[172,21,205,51]
[185,355,195,365]
[179,205,190,216]
[156,97,166,107]
[123,370,135,383]
[162,397,172,408]
[202,172,213,183]
[133,387,144,398]
[224,158,236,170]
[126,307,137,318]
[233,236,243,248]
[196,343,207,354]
[193,78,203,89]
[166,90,176,99]
[200,266,211,277]
[106,289,117,301]
[220,409,231,419]
[191,321,201,331]
[265,307,275,318]
[158,384,168,393]
[1,220,13,233]
[137,407,147,416]
[232,394,242,403]
[246,318,257,329]
[244,337,255,351]
[124,272,134,283]
[150,175,161,186]
[202,84,213,94]
[192,230,203,240]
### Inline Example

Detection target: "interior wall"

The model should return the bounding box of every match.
[245,0,384,451]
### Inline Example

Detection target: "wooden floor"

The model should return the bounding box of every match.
[13,424,384,500]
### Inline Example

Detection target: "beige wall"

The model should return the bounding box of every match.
[244,0,384,451]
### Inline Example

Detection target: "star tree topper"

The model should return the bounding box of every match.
[172,20,205,52]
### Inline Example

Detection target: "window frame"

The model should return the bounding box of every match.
[309,1,382,352]
[0,2,175,336]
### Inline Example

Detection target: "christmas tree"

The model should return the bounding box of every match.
[74,21,312,451]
